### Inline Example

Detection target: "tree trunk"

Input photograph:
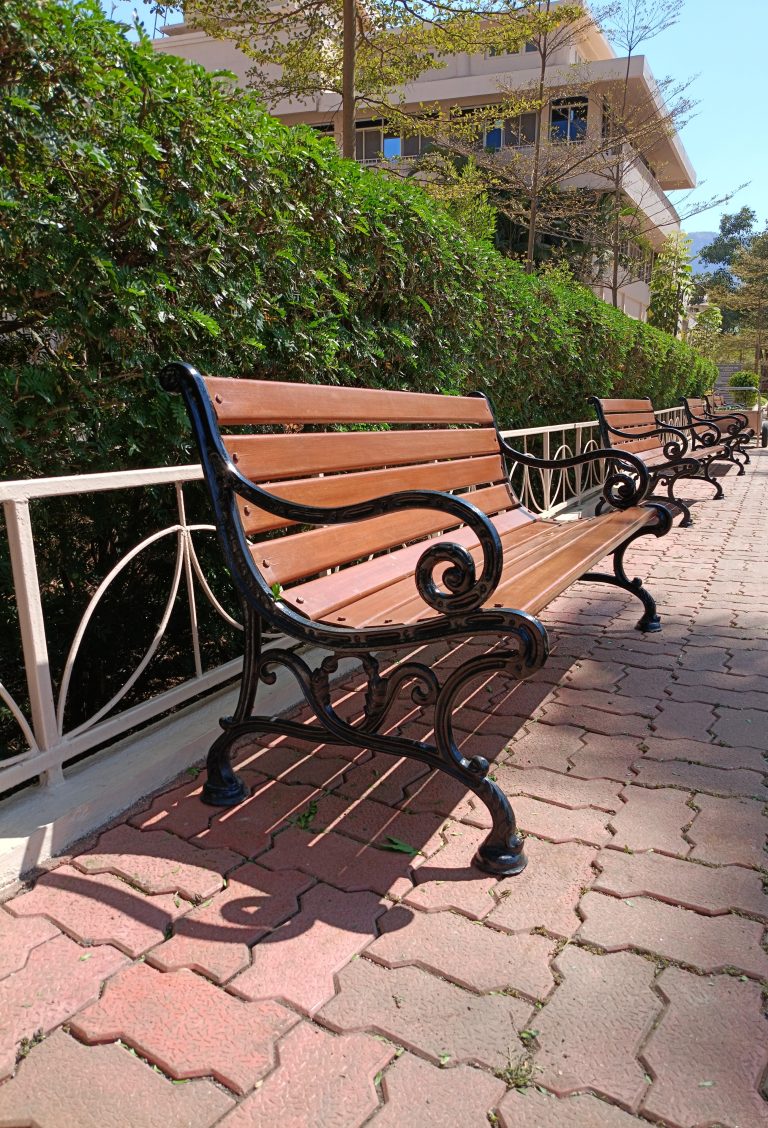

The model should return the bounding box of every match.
[341,0,355,159]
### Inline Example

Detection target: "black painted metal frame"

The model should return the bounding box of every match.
[590,396,735,528]
[161,361,671,876]
[680,397,751,470]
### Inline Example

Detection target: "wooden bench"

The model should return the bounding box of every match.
[681,396,752,466]
[591,396,739,528]
[707,392,768,449]
[162,362,672,877]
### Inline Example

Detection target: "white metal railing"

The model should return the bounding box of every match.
[0,406,685,800]
[0,465,245,798]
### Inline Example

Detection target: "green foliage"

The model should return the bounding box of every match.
[648,233,694,337]
[686,304,722,361]
[728,370,759,409]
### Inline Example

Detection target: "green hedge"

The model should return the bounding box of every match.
[1,0,715,479]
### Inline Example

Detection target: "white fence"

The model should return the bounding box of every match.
[0,407,685,801]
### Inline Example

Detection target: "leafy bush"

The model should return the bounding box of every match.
[1,0,714,482]
[727,371,760,409]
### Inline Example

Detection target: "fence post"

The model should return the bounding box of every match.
[3,499,62,784]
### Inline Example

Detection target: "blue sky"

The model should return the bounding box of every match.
[106,0,766,236]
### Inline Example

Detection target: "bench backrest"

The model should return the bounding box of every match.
[592,397,661,456]
[684,396,707,416]
[203,376,526,590]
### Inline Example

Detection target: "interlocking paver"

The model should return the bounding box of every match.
[688,794,767,868]
[73,824,242,900]
[214,1023,394,1128]
[712,706,768,750]
[71,962,298,1095]
[0,935,127,1079]
[594,850,768,919]
[0,1030,234,1127]
[313,794,445,856]
[130,773,251,838]
[487,838,597,938]
[578,891,768,978]
[608,786,691,854]
[498,1089,649,1127]
[258,826,418,894]
[493,765,622,811]
[567,732,641,781]
[319,959,533,1070]
[234,738,353,788]
[534,947,660,1111]
[538,701,649,737]
[643,968,768,1128]
[504,794,612,845]
[553,687,659,718]
[505,723,583,772]
[367,903,556,1000]
[229,883,385,1015]
[193,779,346,856]
[7,866,188,956]
[632,758,767,799]
[403,823,500,919]
[640,733,766,773]
[0,909,59,980]
[336,753,429,805]
[370,1053,507,1127]
[649,700,716,743]
[147,862,312,982]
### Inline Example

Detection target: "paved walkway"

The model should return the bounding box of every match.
[1,452,767,1127]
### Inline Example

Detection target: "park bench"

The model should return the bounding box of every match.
[681,396,752,465]
[162,362,671,877]
[591,395,739,528]
[708,391,768,449]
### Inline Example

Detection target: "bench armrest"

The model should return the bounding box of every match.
[668,418,722,448]
[593,417,691,461]
[499,440,651,510]
[707,410,753,437]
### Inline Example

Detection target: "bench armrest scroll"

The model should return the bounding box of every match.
[500,440,651,510]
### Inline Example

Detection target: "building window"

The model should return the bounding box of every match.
[550,97,588,142]
[488,46,512,57]
[484,121,503,150]
[505,112,537,146]
[524,41,538,53]
[355,121,430,163]
[310,123,335,135]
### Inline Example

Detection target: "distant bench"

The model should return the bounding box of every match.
[162,363,672,877]
[591,396,742,527]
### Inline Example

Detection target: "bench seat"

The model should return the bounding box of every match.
[283,506,661,628]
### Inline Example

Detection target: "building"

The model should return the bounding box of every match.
[152,6,696,321]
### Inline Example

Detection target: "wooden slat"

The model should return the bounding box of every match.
[602,411,658,431]
[284,507,536,619]
[206,376,494,426]
[250,484,517,587]
[224,428,500,482]
[237,455,508,535]
[597,398,654,413]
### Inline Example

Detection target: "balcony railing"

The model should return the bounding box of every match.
[0,406,685,802]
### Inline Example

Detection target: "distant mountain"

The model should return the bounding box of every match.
[687,231,717,274]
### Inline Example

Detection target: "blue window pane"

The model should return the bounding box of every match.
[383,136,401,158]
[551,117,568,141]
[485,127,502,150]
[570,114,587,141]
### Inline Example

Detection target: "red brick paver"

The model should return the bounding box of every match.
[643,968,768,1128]
[370,1053,507,1127]
[2,450,768,1126]
[534,946,660,1110]
[215,1024,394,1128]
[0,935,127,1079]
[0,1030,234,1127]
[71,962,297,1094]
